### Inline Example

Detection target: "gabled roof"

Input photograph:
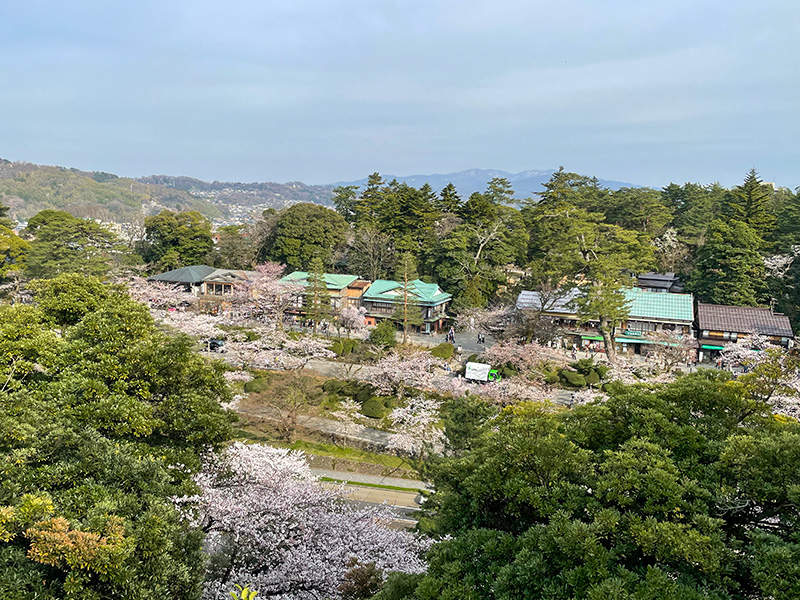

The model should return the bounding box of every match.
[623,288,694,323]
[148,265,216,284]
[363,279,452,305]
[516,287,694,323]
[281,271,359,291]
[204,269,259,284]
[697,303,794,338]
[516,289,580,312]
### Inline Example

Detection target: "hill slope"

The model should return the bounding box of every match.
[0,159,222,224]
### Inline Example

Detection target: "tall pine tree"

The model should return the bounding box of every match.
[305,257,332,333]
[724,169,775,238]
[392,253,423,344]
[688,219,766,306]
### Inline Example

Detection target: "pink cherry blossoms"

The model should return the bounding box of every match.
[177,442,430,600]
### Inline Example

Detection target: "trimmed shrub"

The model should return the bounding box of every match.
[544,370,560,385]
[585,370,600,386]
[244,376,271,394]
[559,370,587,388]
[361,398,390,419]
[595,364,609,378]
[369,320,396,349]
[430,343,455,360]
[322,380,344,394]
[467,354,479,364]
[602,380,626,395]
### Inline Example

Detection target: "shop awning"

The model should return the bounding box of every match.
[701,344,725,350]
[580,335,604,341]
[615,337,657,345]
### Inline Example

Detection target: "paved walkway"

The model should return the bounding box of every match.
[311,468,429,490]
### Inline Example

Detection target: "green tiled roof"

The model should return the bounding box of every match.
[623,288,694,323]
[363,279,452,306]
[281,271,359,290]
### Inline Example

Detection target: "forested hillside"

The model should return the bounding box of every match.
[0,159,222,222]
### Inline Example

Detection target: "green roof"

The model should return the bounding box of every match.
[623,288,694,323]
[281,271,359,291]
[362,279,452,306]
[149,265,217,284]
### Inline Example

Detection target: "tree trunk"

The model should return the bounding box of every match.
[600,318,617,364]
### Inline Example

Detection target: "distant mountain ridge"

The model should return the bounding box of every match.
[333,168,638,198]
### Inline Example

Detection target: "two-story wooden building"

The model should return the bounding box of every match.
[696,303,794,361]
[360,279,452,334]
[280,271,371,314]
[516,287,695,355]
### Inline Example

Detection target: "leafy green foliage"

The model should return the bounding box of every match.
[400,374,800,600]
[688,219,766,306]
[244,376,272,394]
[0,275,234,598]
[143,210,214,269]
[265,203,347,270]
[23,210,127,278]
[370,320,397,349]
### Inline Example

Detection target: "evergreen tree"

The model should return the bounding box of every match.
[305,257,332,334]
[724,169,775,237]
[331,185,359,224]
[437,183,462,213]
[484,177,515,205]
[354,172,385,226]
[392,253,423,344]
[688,219,766,306]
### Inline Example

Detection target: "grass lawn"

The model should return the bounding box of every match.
[232,424,416,472]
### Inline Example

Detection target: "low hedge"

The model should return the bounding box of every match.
[361,398,390,419]
[430,343,455,360]
[559,370,587,388]
[244,376,271,394]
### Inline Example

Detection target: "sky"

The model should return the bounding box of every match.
[1,0,798,188]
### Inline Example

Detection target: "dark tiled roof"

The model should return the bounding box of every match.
[148,265,216,284]
[697,303,794,338]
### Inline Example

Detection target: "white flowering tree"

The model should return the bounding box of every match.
[337,305,368,339]
[367,352,443,397]
[234,262,305,328]
[720,334,800,419]
[643,330,696,374]
[127,277,195,310]
[177,443,429,600]
[387,395,445,460]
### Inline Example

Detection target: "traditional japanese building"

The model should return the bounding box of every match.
[696,303,794,361]
[360,279,452,333]
[280,271,365,313]
[516,287,695,355]
[148,265,257,296]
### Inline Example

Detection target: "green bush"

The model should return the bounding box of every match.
[355,384,375,404]
[572,358,597,375]
[601,380,626,395]
[544,370,560,385]
[467,353,479,364]
[559,370,587,388]
[596,363,609,378]
[331,338,359,357]
[431,343,455,359]
[361,398,390,419]
[369,320,397,349]
[244,376,271,393]
[585,370,600,386]
[322,380,344,394]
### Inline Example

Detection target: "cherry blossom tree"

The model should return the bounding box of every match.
[367,352,443,397]
[176,442,429,600]
[643,330,696,373]
[127,277,195,310]
[337,306,368,339]
[160,310,226,349]
[330,398,367,439]
[455,306,513,337]
[721,334,800,418]
[228,262,304,327]
[387,395,445,460]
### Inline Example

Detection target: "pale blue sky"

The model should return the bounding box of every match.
[1,1,798,187]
